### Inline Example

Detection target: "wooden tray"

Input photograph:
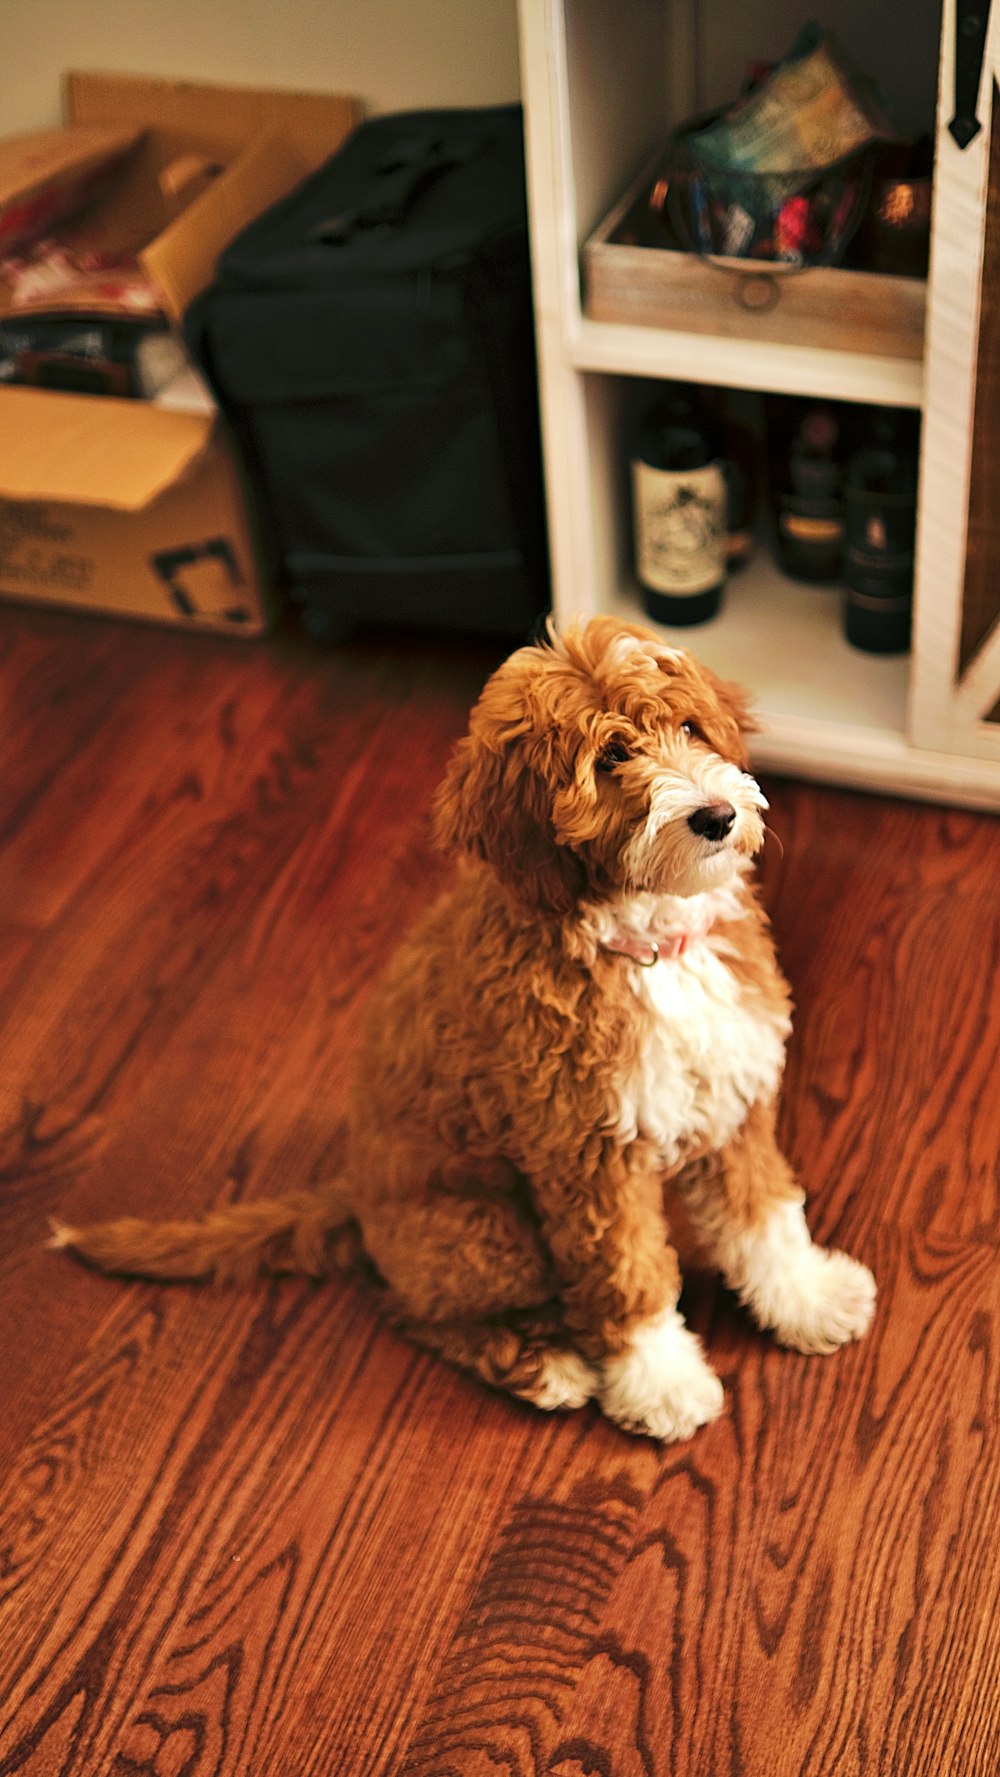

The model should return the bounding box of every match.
[582,166,927,362]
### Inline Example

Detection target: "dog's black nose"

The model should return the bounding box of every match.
[688,801,737,843]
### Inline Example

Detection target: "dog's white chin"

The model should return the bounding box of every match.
[639,842,742,899]
[669,845,741,897]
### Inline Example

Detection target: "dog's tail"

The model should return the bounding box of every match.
[48,1186,363,1286]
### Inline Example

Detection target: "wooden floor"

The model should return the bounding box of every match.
[1,603,998,1777]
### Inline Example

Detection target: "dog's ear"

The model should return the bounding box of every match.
[433,726,584,917]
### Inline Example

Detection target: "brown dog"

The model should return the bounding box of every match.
[54,617,875,1440]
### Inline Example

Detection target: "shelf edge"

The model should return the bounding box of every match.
[570,316,926,409]
[750,713,1000,809]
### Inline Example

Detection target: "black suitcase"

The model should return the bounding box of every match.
[186,106,549,638]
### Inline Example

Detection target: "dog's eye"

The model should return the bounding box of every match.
[680,720,708,743]
[596,740,632,773]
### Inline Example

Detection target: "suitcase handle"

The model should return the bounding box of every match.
[309,133,480,243]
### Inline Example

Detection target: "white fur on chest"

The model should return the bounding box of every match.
[611,937,790,1163]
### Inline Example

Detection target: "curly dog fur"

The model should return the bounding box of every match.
[53,617,876,1441]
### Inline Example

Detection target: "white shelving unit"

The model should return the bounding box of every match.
[517,0,1000,810]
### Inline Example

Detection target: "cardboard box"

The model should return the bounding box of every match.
[0,386,269,632]
[0,72,361,633]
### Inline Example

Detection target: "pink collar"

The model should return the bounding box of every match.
[600,927,706,968]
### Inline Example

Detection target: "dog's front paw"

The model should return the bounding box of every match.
[722,1202,876,1356]
[767,1247,877,1355]
[532,1347,601,1411]
[598,1308,724,1442]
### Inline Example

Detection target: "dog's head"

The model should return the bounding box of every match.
[434,616,768,914]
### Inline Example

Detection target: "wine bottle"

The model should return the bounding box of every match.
[720,413,757,572]
[768,400,845,582]
[843,408,919,654]
[631,384,727,625]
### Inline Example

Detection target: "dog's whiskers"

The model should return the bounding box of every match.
[763,823,785,860]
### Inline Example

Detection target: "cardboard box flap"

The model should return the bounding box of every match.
[0,124,142,220]
[0,386,214,509]
[65,71,360,170]
[139,130,311,322]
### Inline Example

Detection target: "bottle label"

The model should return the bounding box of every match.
[778,503,843,544]
[845,490,916,596]
[847,588,911,614]
[632,460,726,595]
[846,546,913,576]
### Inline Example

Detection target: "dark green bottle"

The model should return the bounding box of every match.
[843,408,919,654]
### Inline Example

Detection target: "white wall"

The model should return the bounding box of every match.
[1,0,521,135]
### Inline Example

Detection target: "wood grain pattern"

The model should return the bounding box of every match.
[1,604,998,1775]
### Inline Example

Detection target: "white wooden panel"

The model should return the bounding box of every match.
[909,0,1000,761]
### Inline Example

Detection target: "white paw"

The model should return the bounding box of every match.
[720,1201,876,1356]
[598,1308,724,1442]
[766,1247,877,1355]
[534,1347,601,1411]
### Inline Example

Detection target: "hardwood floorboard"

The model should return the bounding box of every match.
[0,605,997,1776]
